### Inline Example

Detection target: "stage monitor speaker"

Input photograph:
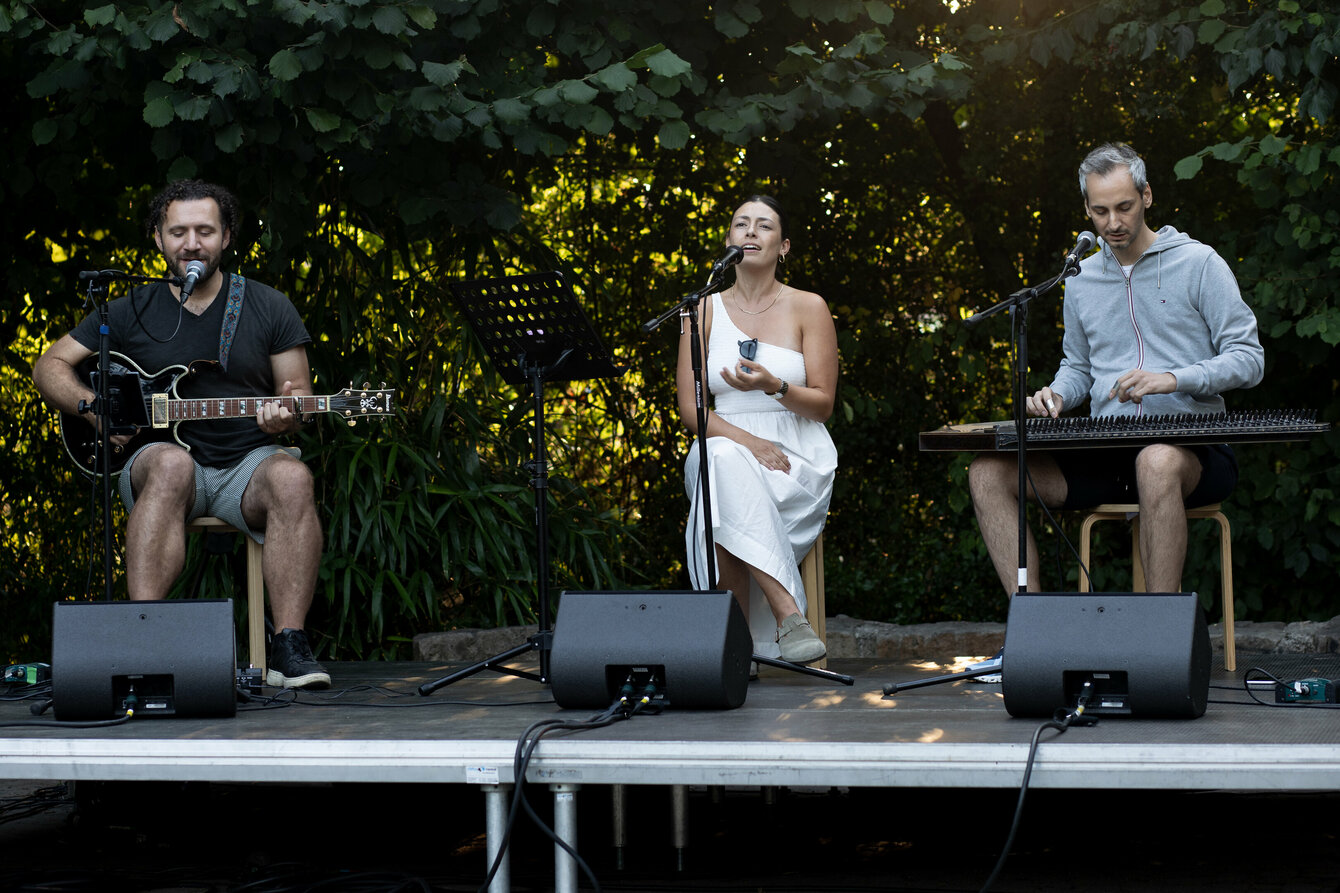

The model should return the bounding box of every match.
[52,599,238,721]
[1001,592,1210,719]
[550,590,752,710]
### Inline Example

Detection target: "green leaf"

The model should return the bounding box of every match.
[84,5,116,27]
[215,122,244,153]
[1197,18,1227,45]
[525,5,555,38]
[269,48,302,82]
[1199,0,1226,14]
[1173,154,1203,179]
[626,43,667,68]
[645,48,692,79]
[405,5,437,29]
[371,6,407,34]
[143,95,174,127]
[306,108,342,133]
[31,119,58,145]
[592,62,637,93]
[715,10,749,39]
[582,106,614,135]
[423,59,469,87]
[492,96,530,125]
[865,1,893,25]
[658,119,690,149]
[1260,133,1289,155]
[558,79,599,105]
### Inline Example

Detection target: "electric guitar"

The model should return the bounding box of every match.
[60,352,396,476]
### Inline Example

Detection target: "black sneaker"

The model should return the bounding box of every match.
[267,628,331,690]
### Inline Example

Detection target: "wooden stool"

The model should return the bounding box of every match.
[800,532,827,669]
[186,516,267,674]
[1078,503,1235,671]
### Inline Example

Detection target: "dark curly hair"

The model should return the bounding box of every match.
[145,179,240,239]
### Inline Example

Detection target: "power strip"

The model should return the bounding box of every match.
[1275,678,1336,703]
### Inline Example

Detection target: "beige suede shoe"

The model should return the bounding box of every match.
[777,613,826,664]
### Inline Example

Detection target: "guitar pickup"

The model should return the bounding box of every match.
[151,393,169,428]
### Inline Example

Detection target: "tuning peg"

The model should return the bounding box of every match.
[361,381,370,390]
[347,420,357,427]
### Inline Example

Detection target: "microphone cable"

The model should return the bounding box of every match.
[477,674,662,893]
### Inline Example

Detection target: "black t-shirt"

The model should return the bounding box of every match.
[70,277,311,468]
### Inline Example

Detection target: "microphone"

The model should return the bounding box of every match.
[179,260,207,300]
[1064,231,1096,269]
[78,270,123,283]
[711,245,745,273]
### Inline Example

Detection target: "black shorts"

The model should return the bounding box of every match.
[1053,443,1238,511]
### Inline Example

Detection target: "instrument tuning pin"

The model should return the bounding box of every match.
[362,381,370,390]
[347,420,357,428]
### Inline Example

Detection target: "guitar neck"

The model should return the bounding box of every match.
[155,394,330,424]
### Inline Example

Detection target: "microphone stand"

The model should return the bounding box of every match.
[882,255,1082,697]
[75,269,182,600]
[642,265,734,587]
[644,267,855,689]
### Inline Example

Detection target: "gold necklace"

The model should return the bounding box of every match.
[732,283,785,316]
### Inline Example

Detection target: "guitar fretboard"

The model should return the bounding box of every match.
[159,395,330,423]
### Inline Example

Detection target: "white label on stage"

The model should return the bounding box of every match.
[465,765,500,784]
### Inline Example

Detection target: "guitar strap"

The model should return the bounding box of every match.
[218,272,246,371]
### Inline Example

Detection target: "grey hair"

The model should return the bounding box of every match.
[1078,143,1147,201]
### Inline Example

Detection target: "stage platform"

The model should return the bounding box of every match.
[6,654,1340,892]
[5,654,1340,792]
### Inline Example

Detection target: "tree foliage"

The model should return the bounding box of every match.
[2,0,1337,663]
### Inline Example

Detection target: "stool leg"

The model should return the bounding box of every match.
[1214,513,1235,672]
[246,538,266,673]
[1130,515,1146,592]
[1079,516,1099,593]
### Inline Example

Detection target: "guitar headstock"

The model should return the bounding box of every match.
[325,385,395,426]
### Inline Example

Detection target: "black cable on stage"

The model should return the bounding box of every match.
[235,683,557,711]
[477,676,660,893]
[978,679,1098,893]
[0,783,72,826]
[0,709,135,730]
[0,681,53,702]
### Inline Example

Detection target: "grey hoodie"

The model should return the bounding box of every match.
[1049,225,1264,417]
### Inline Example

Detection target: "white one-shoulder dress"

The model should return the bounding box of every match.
[683,293,838,657]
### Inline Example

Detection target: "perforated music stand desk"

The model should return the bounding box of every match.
[419,271,624,694]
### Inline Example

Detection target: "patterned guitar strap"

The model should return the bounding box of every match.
[218,272,246,371]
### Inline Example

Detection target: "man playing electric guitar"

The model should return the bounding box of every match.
[33,179,330,690]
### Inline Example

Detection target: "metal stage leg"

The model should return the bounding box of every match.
[611,784,627,870]
[483,783,511,893]
[671,784,689,870]
[552,782,580,893]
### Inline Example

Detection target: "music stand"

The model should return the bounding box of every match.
[418,271,624,695]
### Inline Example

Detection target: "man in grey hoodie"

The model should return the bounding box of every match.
[968,142,1265,601]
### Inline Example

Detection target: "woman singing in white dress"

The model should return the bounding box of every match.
[678,196,839,664]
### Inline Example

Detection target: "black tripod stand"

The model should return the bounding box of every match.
[419,271,623,695]
[882,238,1090,696]
[72,269,183,600]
